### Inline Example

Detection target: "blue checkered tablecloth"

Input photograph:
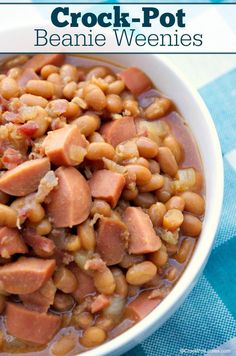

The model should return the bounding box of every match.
[3,0,236,355]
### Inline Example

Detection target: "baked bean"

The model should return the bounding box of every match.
[0,204,17,228]
[0,191,9,205]
[149,244,168,267]
[104,75,116,84]
[126,261,157,285]
[27,203,45,223]
[181,213,202,237]
[123,99,140,117]
[122,187,138,201]
[158,147,178,177]
[41,65,59,79]
[51,333,77,356]
[63,81,77,100]
[124,157,149,169]
[64,102,81,119]
[86,66,109,80]
[139,173,164,192]
[136,137,158,158]
[166,266,177,281]
[80,327,106,348]
[163,209,184,231]
[83,83,107,111]
[181,191,205,216]
[77,219,96,251]
[148,202,166,227]
[156,176,174,203]
[144,97,171,120]
[86,142,115,160]
[34,218,52,235]
[192,171,204,194]
[175,238,194,263]
[64,235,81,252]
[53,267,78,294]
[47,73,63,86]
[116,141,139,161]
[106,94,123,113]
[165,242,178,256]
[95,316,114,332]
[107,80,125,95]
[72,113,100,137]
[20,94,48,108]
[165,196,185,211]
[0,77,19,99]
[149,159,160,174]
[126,165,152,185]
[112,268,128,297]
[8,68,22,80]
[0,295,6,314]
[134,192,156,209]
[94,267,116,295]
[53,292,74,312]
[89,132,105,143]
[73,311,93,330]
[163,135,182,163]
[26,80,54,99]
[90,199,111,217]
[60,64,79,83]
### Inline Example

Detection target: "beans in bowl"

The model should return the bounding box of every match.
[0,54,204,355]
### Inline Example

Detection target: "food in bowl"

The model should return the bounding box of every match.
[0,54,205,355]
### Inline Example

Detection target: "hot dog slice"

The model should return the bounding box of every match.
[23,54,65,72]
[70,265,96,303]
[0,257,56,294]
[89,169,125,208]
[0,158,50,196]
[6,302,61,345]
[125,291,160,321]
[47,167,91,228]
[43,125,87,166]
[118,67,152,96]
[97,217,127,265]
[100,116,137,147]
[0,227,27,258]
[123,207,161,254]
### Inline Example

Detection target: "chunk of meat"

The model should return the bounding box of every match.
[0,158,50,196]
[35,170,58,203]
[23,228,55,257]
[100,116,137,147]
[91,294,110,314]
[23,54,65,72]
[118,67,152,96]
[2,148,24,170]
[89,170,125,208]
[123,207,161,254]
[6,302,61,345]
[18,121,39,137]
[47,167,91,228]
[96,218,127,265]
[20,279,56,313]
[125,291,161,321]
[17,68,39,87]
[70,265,96,302]
[0,227,27,258]
[43,125,87,166]
[0,257,56,294]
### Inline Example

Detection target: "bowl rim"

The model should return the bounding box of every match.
[79,54,224,356]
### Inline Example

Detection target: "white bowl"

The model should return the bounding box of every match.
[0,53,224,355]
[79,54,224,356]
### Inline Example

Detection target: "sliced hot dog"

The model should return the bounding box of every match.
[20,279,56,313]
[18,68,39,87]
[118,67,152,96]
[23,54,65,73]
[43,125,87,166]
[123,207,161,254]
[0,227,28,258]
[100,116,137,147]
[47,167,91,228]
[97,217,127,265]
[6,302,61,345]
[0,158,50,196]
[125,291,160,321]
[89,169,125,208]
[0,257,56,294]
[70,265,96,302]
